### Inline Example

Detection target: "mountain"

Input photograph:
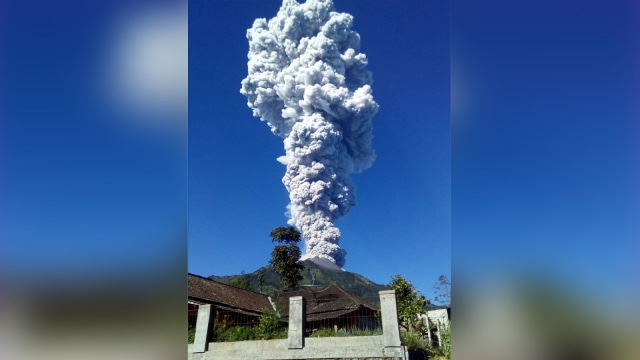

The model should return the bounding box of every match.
[209,259,389,306]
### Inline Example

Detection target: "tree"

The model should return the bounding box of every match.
[389,274,430,333]
[268,226,304,291]
[228,271,251,290]
[257,271,265,293]
[432,274,451,307]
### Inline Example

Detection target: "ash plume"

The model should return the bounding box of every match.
[240,0,378,268]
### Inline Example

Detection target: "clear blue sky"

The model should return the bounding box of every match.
[2,0,637,323]
[2,1,187,280]
[188,0,450,298]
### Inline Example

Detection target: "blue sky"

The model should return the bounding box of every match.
[2,1,188,281]
[2,2,639,357]
[451,0,640,307]
[3,0,635,315]
[188,0,450,298]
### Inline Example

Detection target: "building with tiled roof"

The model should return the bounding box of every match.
[188,273,275,330]
[188,274,381,334]
[277,284,380,332]
[188,273,273,313]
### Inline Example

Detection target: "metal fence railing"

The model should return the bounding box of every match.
[189,301,384,343]
[211,306,287,342]
[304,300,382,337]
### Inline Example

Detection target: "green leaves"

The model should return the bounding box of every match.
[269,226,304,291]
[227,272,251,290]
[269,226,301,244]
[389,274,431,333]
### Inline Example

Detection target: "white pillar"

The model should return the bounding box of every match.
[425,316,432,346]
[287,296,305,349]
[193,304,212,353]
[379,290,402,347]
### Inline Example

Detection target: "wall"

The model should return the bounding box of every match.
[188,336,407,360]
[188,290,407,360]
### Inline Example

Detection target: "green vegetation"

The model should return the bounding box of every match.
[401,330,430,351]
[389,274,431,333]
[214,325,288,342]
[212,308,287,342]
[438,325,451,359]
[188,328,196,344]
[209,260,389,306]
[390,274,451,360]
[214,325,257,341]
[227,271,251,290]
[309,327,383,337]
[269,226,304,291]
[213,325,287,342]
[257,271,265,293]
[256,307,286,340]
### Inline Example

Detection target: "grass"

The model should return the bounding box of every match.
[211,325,287,342]
[308,327,383,337]
[401,328,451,360]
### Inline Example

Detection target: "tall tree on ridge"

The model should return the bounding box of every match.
[269,226,304,291]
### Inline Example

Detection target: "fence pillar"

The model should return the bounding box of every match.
[193,304,213,353]
[379,290,402,347]
[425,316,432,346]
[287,296,305,349]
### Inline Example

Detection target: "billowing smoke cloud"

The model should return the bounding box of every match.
[240,0,377,268]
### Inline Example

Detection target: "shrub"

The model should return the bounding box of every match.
[309,328,336,337]
[309,327,383,337]
[433,325,451,359]
[256,309,283,339]
[214,326,257,342]
[256,307,287,340]
[401,331,429,351]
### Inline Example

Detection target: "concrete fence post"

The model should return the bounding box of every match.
[287,296,305,349]
[379,290,402,347]
[425,316,432,346]
[193,304,213,353]
[436,319,442,349]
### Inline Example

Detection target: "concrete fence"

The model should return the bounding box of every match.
[188,290,408,360]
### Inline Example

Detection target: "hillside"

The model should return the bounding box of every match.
[209,260,435,307]
[209,260,389,305]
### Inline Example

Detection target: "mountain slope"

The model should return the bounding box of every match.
[209,260,389,306]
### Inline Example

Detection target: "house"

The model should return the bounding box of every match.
[277,284,380,333]
[417,307,451,349]
[188,274,380,335]
[187,273,274,330]
[424,308,450,328]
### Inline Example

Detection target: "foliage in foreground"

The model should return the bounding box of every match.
[389,274,430,333]
[439,325,451,359]
[402,331,430,351]
[390,274,451,359]
[401,328,450,360]
[308,327,383,338]
[211,307,287,342]
[212,324,287,342]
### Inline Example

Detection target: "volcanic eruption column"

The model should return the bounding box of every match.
[240,0,378,268]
